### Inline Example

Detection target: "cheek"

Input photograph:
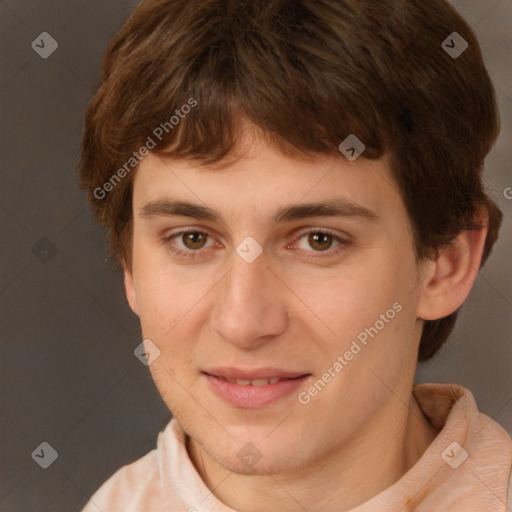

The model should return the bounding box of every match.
[294,251,420,394]
[133,245,188,323]
[296,270,418,428]
[294,260,407,344]
[132,256,215,366]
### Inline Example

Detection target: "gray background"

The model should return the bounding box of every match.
[0,0,510,511]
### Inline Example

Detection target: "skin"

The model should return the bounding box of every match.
[123,125,488,512]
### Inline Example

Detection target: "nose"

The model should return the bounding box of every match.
[209,247,288,350]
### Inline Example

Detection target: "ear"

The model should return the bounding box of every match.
[123,264,140,316]
[416,206,489,321]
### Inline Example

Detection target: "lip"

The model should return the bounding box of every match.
[204,366,308,380]
[203,367,311,408]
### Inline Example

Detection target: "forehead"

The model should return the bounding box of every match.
[132,132,404,229]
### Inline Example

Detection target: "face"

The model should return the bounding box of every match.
[124,131,428,476]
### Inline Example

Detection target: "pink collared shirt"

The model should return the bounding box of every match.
[82,383,512,511]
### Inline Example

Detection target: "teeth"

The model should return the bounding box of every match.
[224,377,282,386]
[250,379,270,386]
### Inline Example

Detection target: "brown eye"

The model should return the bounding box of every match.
[307,232,334,251]
[181,231,208,250]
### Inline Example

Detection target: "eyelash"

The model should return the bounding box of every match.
[163,228,351,261]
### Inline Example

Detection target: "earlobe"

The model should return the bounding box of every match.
[416,208,489,321]
[123,266,139,316]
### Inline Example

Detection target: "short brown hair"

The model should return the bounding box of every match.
[79,0,503,361]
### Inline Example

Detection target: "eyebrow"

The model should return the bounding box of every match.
[140,199,378,225]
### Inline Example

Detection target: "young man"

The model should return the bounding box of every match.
[79,0,512,510]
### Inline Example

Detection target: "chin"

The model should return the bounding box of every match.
[204,430,312,477]
[212,449,302,477]
[170,395,318,474]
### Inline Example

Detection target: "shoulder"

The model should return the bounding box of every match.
[508,456,512,509]
[414,383,512,508]
[81,420,178,512]
[81,449,161,512]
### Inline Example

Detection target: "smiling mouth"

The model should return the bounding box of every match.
[201,366,313,409]
[202,370,312,408]
[210,375,305,386]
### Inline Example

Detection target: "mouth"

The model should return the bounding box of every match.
[213,376,289,386]
[202,368,311,408]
